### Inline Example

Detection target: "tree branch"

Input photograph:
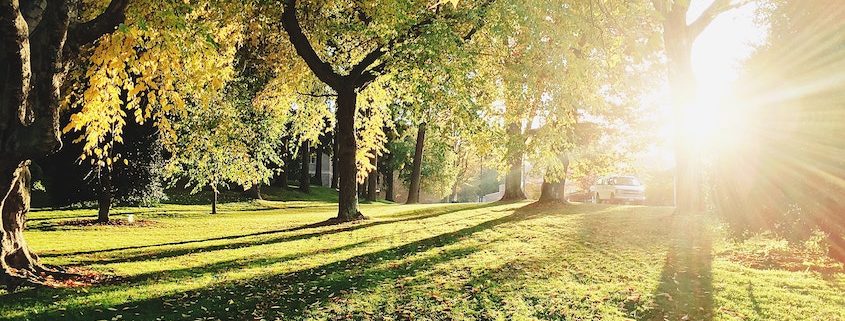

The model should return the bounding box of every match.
[281,0,341,88]
[66,0,128,49]
[688,0,750,37]
[349,47,386,79]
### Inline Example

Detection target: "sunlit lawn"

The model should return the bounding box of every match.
[2,190,843,320]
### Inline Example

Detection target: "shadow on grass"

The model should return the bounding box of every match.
[639,215,714,321]
[2,203,545,320]
[41,202,503,265]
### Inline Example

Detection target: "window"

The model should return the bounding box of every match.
[310,155,317,164]
[613,177,641,186]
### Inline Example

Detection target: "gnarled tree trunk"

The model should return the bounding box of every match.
[0,0,128,290]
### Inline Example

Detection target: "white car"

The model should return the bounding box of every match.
[590,176,646,205]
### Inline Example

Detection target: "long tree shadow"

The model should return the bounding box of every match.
[640,215,714,321]
[4,203,546,320]
[41,202,500,263]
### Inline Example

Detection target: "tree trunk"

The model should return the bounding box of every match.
[335,87,363,220]
[249,183,262,200]
[314,144,323,186]
[501,123,526,201]
[663,10,704,213]
[554,153,571,202]
[211,186,218,214]
[331,136,339,189]
[383,150,395,202]
[299,141,310,193]
[0,163,47,290]
[538,178,556,202]
[385,169,395,202]
[501,156,526,201]
[366,156,378,202]
[406,122,426,204]
[279,155,289,189]
[97,166,112,223]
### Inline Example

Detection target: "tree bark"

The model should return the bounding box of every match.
[97,166,111,223]
[0,0,128,290]
[299,141,310,193]
[335,87,363,220]
[331,136,339,189]
[366,156,378,202]
[314,143,323,186]
[406,122,426,204]
[0,162,47,290]
[538,178,556,202]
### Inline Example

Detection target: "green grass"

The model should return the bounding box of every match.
[2,195,843,320]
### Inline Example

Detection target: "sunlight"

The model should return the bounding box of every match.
[690,1,767,96]
[676,95,751,154]
[655,1,767,157]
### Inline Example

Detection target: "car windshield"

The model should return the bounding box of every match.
[613,177,641,186]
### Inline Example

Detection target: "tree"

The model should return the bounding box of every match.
[650,0,753,212]
[0,0,131,289]
[482,0,651,201]
[276,0,495,221]
[166,72,288,213]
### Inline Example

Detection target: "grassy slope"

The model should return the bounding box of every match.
[2,193,843,320]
